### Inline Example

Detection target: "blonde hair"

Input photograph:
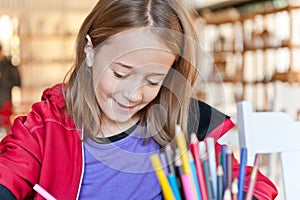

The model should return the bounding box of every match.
[64,0,200,146]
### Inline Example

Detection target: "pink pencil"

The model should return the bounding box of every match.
[181,174,194,200]
[245,154,261,200]
[33,184,57,200]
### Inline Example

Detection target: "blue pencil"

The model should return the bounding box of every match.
[238,148,247,200]
[188,151,202,200]
[221,145,227,189]
[168,174,182,200]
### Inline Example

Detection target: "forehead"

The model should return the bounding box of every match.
[94,28,175,69]
[95,28,172,56]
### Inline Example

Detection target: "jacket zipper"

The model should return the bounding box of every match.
[76,128,85,200]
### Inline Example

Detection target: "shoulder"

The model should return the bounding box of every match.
[188,98,235,141]
[41,83,66,108]
[30,83,66,117]
[15,84,75,133]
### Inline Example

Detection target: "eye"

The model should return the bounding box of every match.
[113,71,128,79]
[146,79,161,86]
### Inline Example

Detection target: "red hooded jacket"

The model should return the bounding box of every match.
[0,84,278,199]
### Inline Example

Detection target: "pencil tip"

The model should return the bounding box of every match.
[231,178,238,194]
[223,188,231,200]
[190,132,198,143]
[217,164,224,175]
[175,124,182,136]
[198,141,207,158]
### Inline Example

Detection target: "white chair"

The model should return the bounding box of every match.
[237,101,300,200]
[273,81,300,120]
[269,81,300,188]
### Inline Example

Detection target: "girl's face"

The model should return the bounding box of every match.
[92,29,176,127]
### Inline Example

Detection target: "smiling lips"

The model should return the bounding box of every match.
[114,99,137,111]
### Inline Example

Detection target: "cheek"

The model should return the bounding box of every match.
[142,87,161,104]
[93,70,117,98]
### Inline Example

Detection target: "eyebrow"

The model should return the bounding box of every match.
[114,62,168,76]
[114,62,134,69]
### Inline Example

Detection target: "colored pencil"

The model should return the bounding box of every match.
[188,150,202,200]
[175,125,192,175]
[221,145,227,189]
[231,178,238,200]
[175,125,197,199]
[160,152,169,174]
[206,137,217,199]
[181,174,195,200]
[199,141,215,200]
[33,184,56,200]
[190,133,209,200]
[150,154,175,200]
[226,147,233,190]
[165,147,181,200]
[217,165,224,200]
[165,143,176,175]
[174,149,185,198]
[237,148,247,200]
[168,174,182,200]
[245,154,261,200]
[223,188,232,200]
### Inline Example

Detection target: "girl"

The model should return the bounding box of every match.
[0,0,277,199]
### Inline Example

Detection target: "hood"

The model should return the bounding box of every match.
[41,83,66,108]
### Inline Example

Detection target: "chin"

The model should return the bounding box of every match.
[107,113,136,123]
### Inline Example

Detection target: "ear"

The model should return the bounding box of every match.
[84,34,94,67]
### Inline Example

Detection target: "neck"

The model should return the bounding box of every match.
[98,114,141,138]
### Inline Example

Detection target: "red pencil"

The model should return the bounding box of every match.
[189,133,209,200]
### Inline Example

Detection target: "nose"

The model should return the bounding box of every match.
[123,85,143,103]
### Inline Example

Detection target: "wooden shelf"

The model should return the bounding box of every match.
[196,0,300,112]
[197,0,253,12]
[201,2,300,25]
[21,59,73,65]
[271,71,300,83]
[20,34,75,40]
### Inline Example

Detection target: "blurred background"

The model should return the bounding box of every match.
[1,0,300,199]
[0,0,299,120]
[0,0,98,121]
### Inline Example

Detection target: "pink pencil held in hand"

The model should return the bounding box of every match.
[33,184,57,200]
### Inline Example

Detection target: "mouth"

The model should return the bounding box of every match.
[114,99,137,111]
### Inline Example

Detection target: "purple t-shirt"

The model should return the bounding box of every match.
[78,125,163,199]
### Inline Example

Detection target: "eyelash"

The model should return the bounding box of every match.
[113,71,128,79]
[146,80,160,86]
[113,71,161,86]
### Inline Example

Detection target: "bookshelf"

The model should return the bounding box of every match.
[196,0,300,113]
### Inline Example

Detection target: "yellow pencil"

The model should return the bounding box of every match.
[175,125,197,200]
[175,125,192,175]
[150,154,175,200]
